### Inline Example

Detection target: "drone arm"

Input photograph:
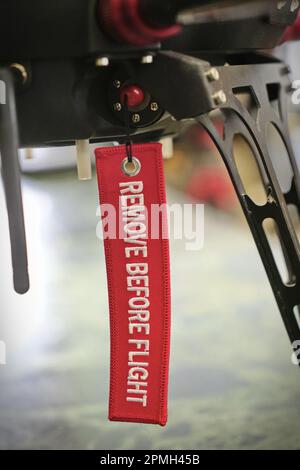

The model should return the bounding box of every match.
[0,68,29,295]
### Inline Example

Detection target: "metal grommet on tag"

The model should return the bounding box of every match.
[121,156,141,177]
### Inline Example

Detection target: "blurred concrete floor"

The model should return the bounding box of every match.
[0,169,299,450]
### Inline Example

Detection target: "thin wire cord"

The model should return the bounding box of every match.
[124,95,133,163]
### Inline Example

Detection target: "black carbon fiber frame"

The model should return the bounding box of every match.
[197,61,300,346]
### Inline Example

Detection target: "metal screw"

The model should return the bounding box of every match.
[10,63,28,84]
[281,65,291,75]
[95,57,110,67]
[113,80,121,89]
[206,67,220,82]
[212,90,227,106]
[113,102,122,112]
[132,113,141,124]
[150,102,159,112]
[291,0,299,13]
[141,55,154,64]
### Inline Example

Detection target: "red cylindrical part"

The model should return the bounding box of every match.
[98,0,181,46]
[120,84,146,108]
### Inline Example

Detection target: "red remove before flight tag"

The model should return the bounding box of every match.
[95,143,171,426]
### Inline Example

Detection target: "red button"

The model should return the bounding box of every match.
[120,84,145,108]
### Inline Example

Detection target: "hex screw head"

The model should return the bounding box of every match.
[132,113,141,124]
[213,90,227,106]
[95,57,110,67]
[10,63,28,84]
[113,80,121,89]
[206,67,220,82]
[150,102,159,112]
[113,102,122,112]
